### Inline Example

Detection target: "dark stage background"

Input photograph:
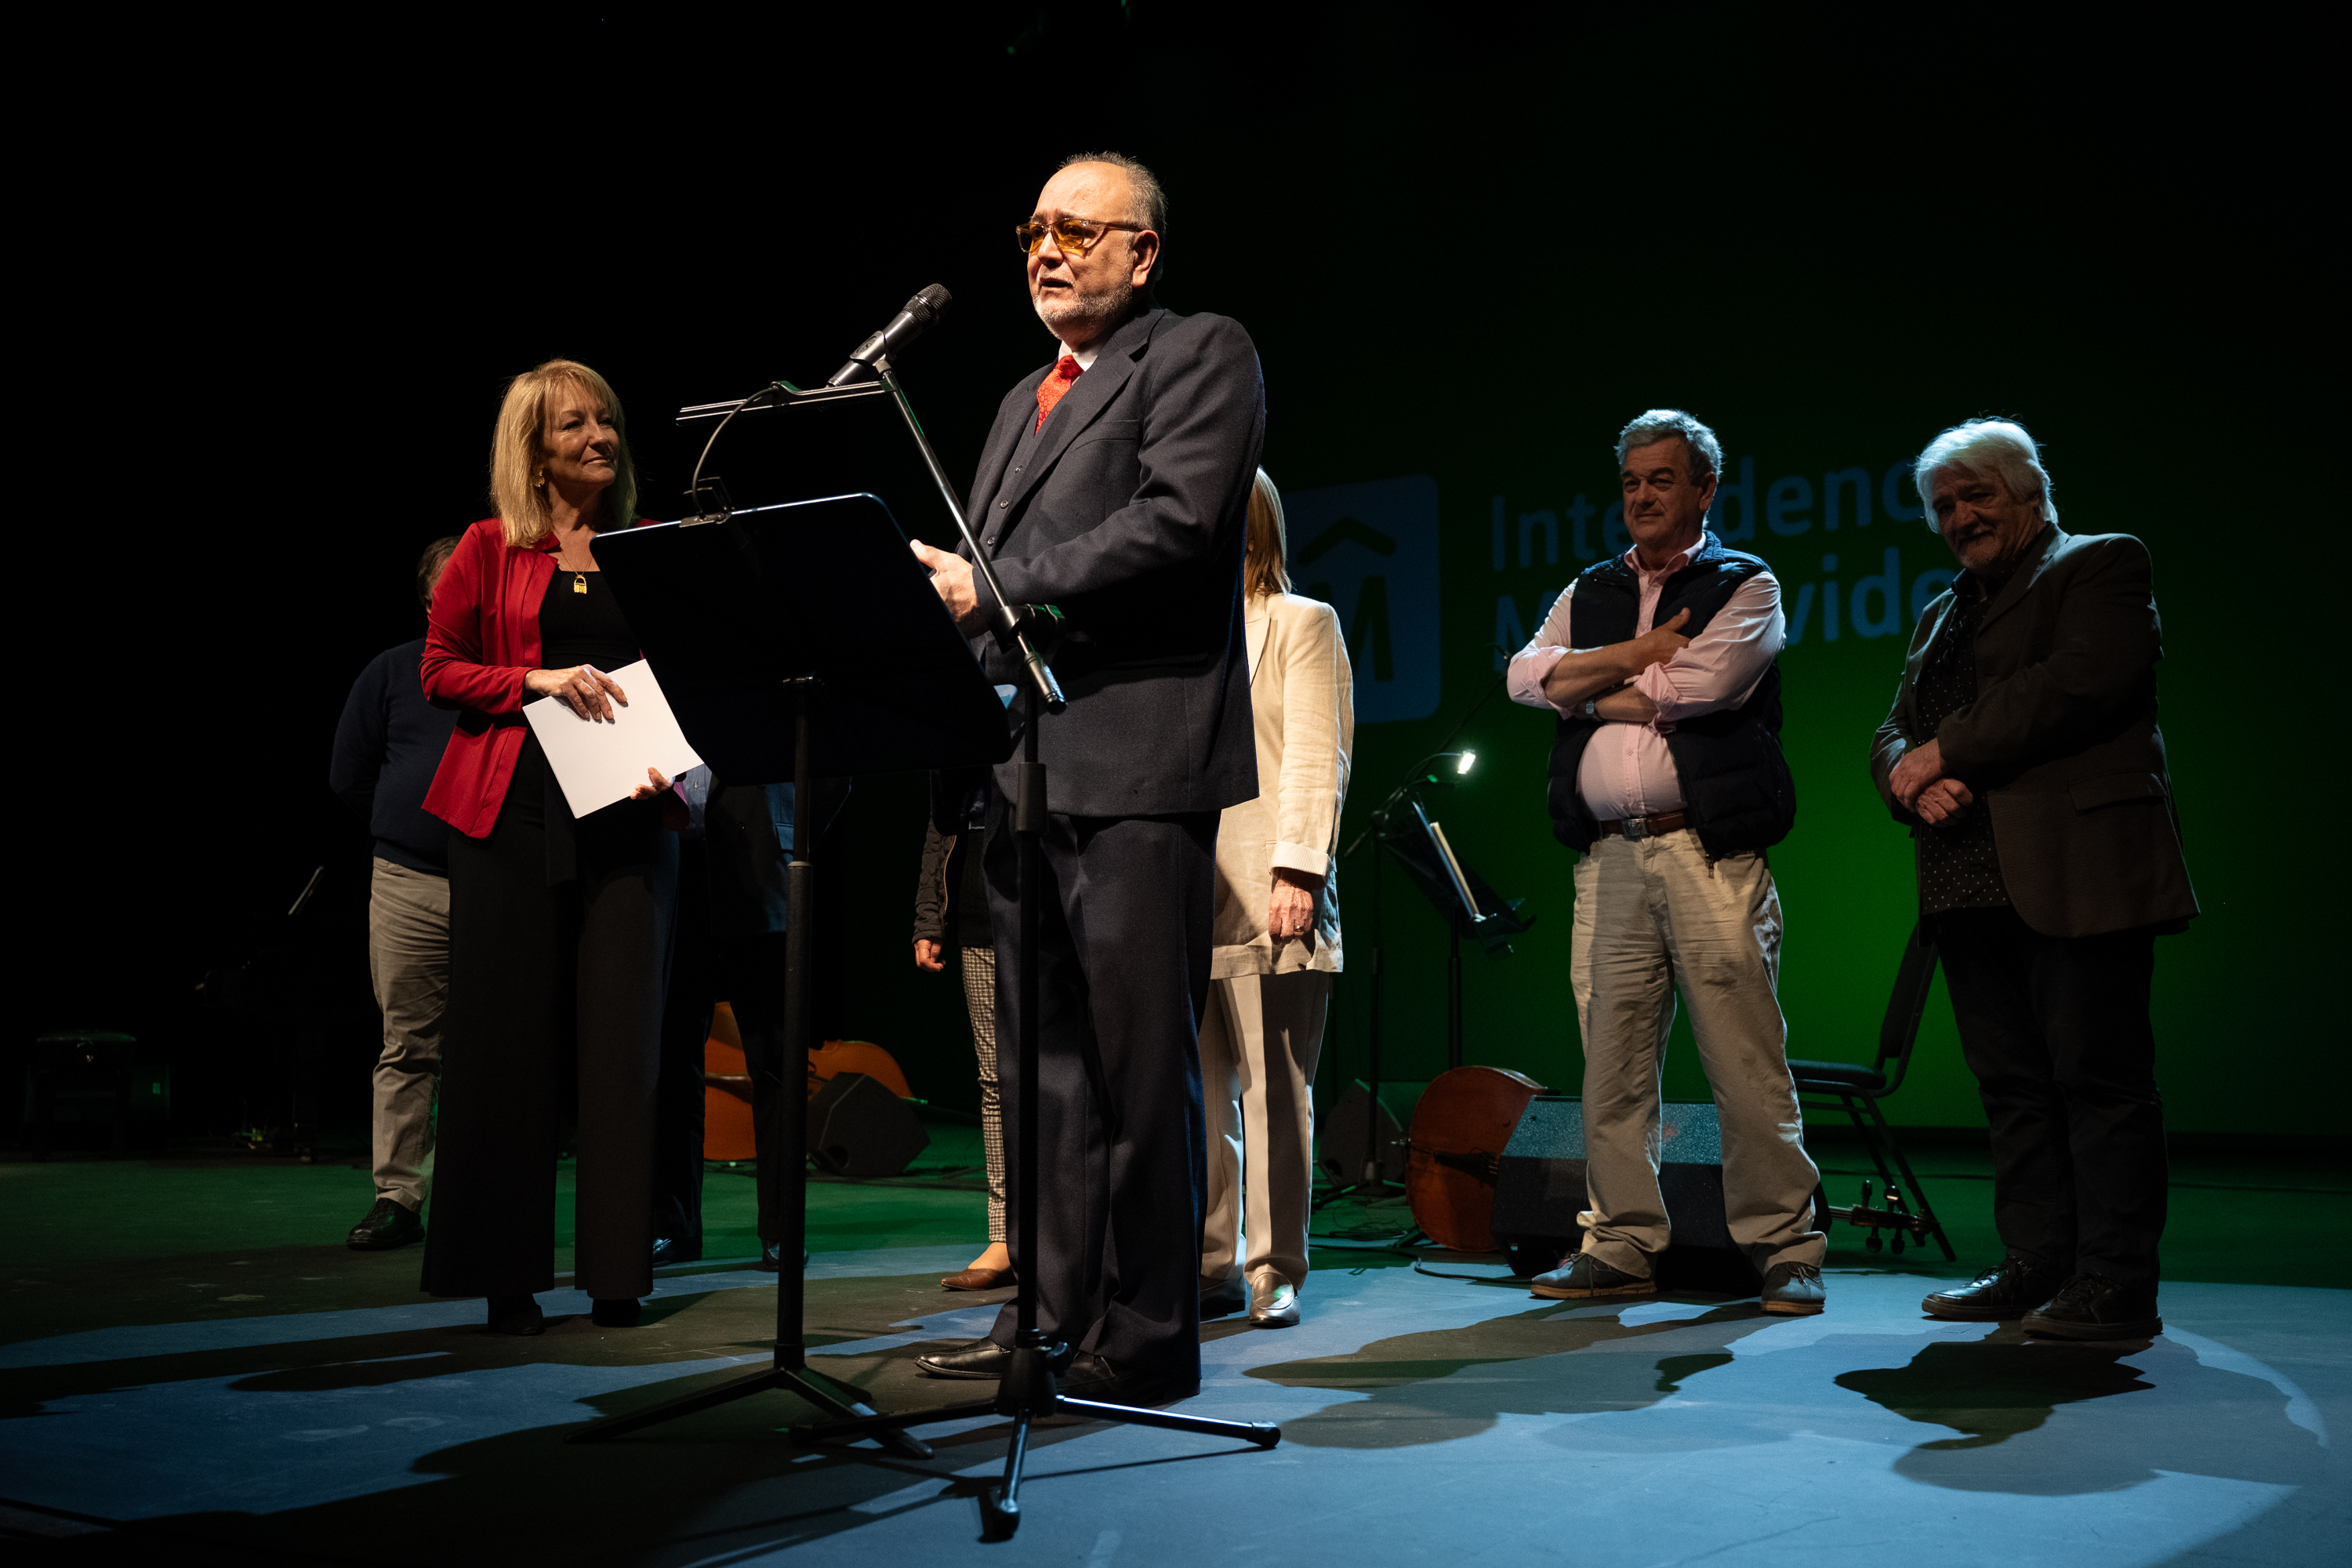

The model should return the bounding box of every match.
[20,7,2330,1144]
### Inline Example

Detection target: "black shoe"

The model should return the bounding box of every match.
[347,1197,423,1251]
[1060,1352,1200,1406]
[2022,1274,2161,1340]
[650,1236,702,1268]
[753,1241,809,1273]
[487,1294,544,1336]
[914,1338,1073,1380]
[1200,1275,1249,1319]
[590,1298,642,1328]
[1922,1259,2063,1321]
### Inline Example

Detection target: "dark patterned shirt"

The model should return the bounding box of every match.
[1912,580,2009,913]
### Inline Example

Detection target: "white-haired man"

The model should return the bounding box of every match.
[1873,419,2194,1339]
[1508,409,1826,1315]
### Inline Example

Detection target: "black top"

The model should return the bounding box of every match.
[539,567,637,673]
[329,636,461,873]
[1913,579,2009,914]
[508,565,649,876]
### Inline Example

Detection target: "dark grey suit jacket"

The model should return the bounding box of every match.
[962,307,1264,818]
[1871,527,2197,939]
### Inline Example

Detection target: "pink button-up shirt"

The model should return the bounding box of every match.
[1505,534,1784,822]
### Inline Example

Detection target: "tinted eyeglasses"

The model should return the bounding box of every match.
[1014,216,1147,257]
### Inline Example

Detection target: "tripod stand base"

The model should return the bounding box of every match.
[569,1359,934,1460]
[789,1362,1280,1541]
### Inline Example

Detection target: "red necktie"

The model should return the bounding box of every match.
[1035,355,1081,431]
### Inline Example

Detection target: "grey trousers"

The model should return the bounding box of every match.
[1199,969,1330,1291]
[368,857,449,1211]
[1570,830,1823,1276]
[960,945,1007,1243]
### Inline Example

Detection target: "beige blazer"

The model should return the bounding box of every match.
[1210,592,1354,978]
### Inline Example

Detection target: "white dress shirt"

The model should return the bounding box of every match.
[1505,535,1785,822]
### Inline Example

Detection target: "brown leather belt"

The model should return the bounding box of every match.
[1595,810,1690,841]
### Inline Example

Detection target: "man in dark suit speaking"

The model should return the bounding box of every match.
[1872,419,2195,1341]
[912,151,1264,1402]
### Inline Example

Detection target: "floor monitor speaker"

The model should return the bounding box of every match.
[1489,1096,1763,1294]
[805,1071,929,1178]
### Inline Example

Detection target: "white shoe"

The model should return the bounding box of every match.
[1248,1268,1300,1327]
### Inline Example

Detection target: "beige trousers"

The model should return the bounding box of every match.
[1199,970,1330,1290]
[368,857,450,1211]
[1570,830,1822,1276]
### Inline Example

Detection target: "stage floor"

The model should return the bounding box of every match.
[2,1145,2345,1566]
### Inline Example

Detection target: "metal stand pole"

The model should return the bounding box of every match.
[789,686,1279,1540]
[568,684,930,1459]
[1446,926,1465,1072]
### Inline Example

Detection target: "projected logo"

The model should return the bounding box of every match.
[1285,476,1440,724]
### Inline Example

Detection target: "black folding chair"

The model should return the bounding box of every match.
[1788,922,1957,1261]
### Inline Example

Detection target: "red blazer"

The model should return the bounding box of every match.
[422,518,560,838]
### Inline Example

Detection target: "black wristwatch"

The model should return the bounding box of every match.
[1581,696,1599,719]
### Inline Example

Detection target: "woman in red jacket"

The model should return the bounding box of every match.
[419,358,677,1335]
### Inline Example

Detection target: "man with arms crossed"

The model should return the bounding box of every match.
[1508,409,1825,1314]
[1876,419,2193,1338]
[912,151,1264,1401]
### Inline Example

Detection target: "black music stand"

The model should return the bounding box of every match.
[1322,756,1534,1209]
[568,492,1010,1460]
[571,416,1279,1537]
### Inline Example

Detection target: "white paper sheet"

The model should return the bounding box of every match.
[522,659,704,819]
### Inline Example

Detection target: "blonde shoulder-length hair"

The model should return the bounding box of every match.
[489,359,639,549]
[1243,467,1290,600]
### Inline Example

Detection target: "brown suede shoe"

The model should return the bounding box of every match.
[941,1266,1017,1291]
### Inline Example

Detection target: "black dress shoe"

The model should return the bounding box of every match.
[2022,1274,2161,1340]
[347,1197,423,1251]
[650,1236,703,1268]
[1200,1275,1249,1319]
[1060,1352,1200,1406]
[914,1338,1073,1380]
[591,1298,643,1328]
[1921,1259,2063,1320]
[754,1242,810,1273]
[487,1294,545,1336]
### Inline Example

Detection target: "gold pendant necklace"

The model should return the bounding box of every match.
[573,572,587,594]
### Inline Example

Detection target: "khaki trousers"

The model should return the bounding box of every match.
[1570,830,1821,1276]
[1199,970,1330,1291]
[368,857,449,1211]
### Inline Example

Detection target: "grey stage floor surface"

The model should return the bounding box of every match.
[2,1227,2344,1566]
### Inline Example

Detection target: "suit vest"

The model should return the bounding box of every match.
[1547,534,1796,856]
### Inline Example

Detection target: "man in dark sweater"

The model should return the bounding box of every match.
[329,538,461,1250]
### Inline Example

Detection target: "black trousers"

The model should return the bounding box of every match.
[423,781,676,1302]
[1936,905,2168,1287]
[984,807,1218,1377]
[652,837,712,1248]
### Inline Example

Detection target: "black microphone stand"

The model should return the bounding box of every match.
[783,362,1278,1541]
[582,355,1278,1540]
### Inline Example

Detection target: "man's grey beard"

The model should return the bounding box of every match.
[1036,276,1137,339]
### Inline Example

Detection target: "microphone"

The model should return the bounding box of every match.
[826,284,952,387]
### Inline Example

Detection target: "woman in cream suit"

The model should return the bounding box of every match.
[1199,469,1353,1328]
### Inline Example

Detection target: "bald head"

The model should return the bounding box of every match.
[1025,154,1163,350]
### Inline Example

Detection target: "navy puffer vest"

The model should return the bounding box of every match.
[1547,532,1796,856]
